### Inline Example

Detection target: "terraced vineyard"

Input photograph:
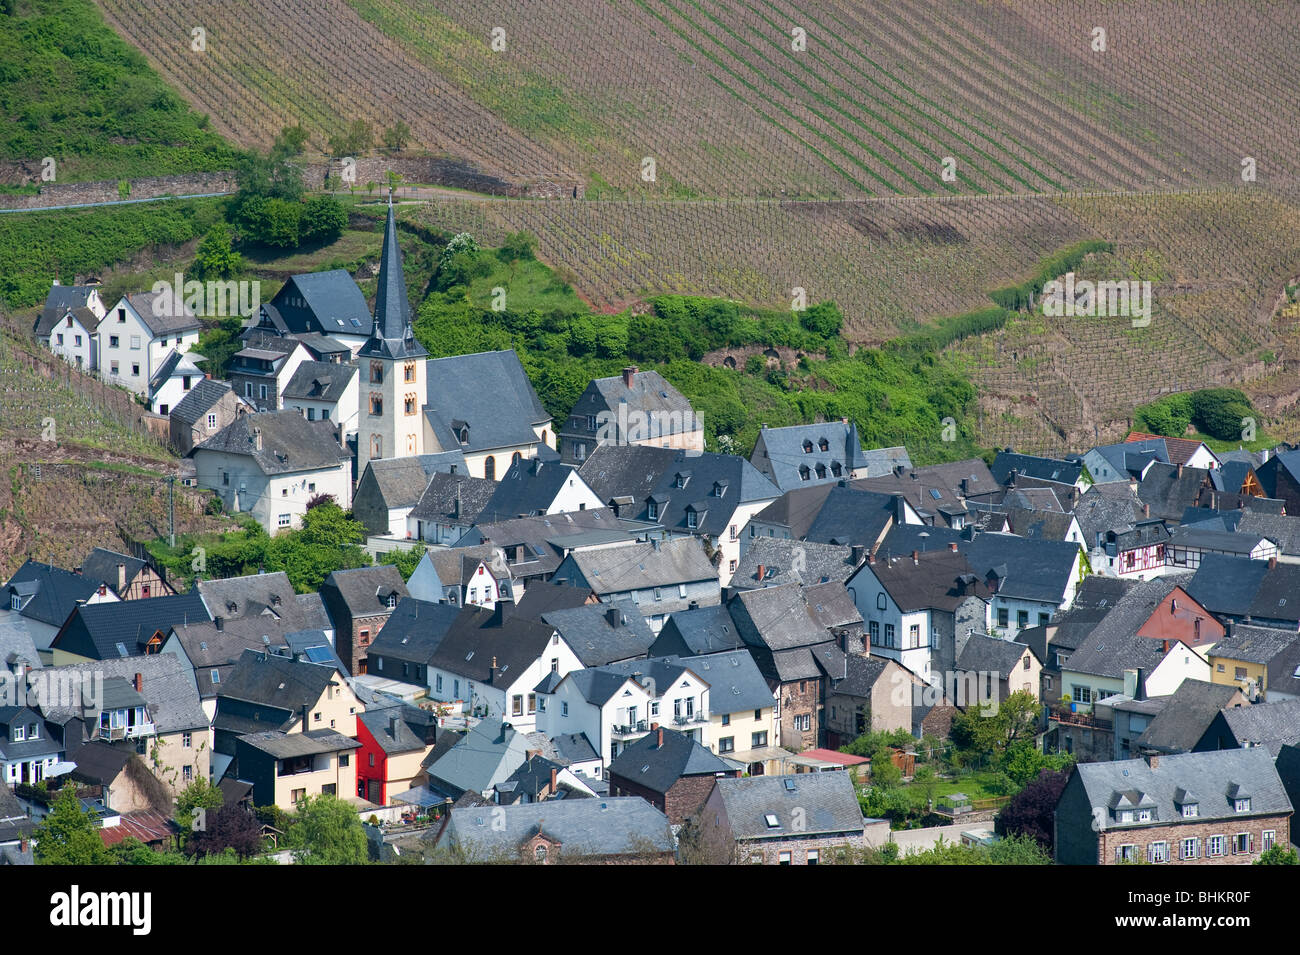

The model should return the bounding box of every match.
[406,188,1300,453]
[96,0,1300,198]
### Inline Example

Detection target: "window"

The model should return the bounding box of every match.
[512,695,524,717]
[806,850,819,865]
[183,765,193,783]
[404,362,416,383]
[370,394,383,416]
[292,789,306,804]
[1023,656,1031,670]
[405,393,417,416]
[1016,610,1028,629]
[561,702,569,717]
[997,608,1009,628]
[721,714,730,726]
[686,510,698,529]
[436,675,443,693]
[574,443,587,462]
[535,845,547,862]
[278,513,291,528]
[1116,844,1138,862]
[118,309,126,322]
[369,753,375,767]
[371,434,382,460]
[182,732,192,748]
[551,658,558,673]
[1148,841,1168,863]
[528,694,536,714]
[876,593,886,611]
[244,382,253,398]
[110,335,121,348]
[778,852,791,865]
[206,413,217,430]
[869,621,879,644]
[752,731,768,747]
[183,376,192,390]
[211,669,220,685]
[11,726,23,742]
[130,335,140,350]
[654,587,662,601]
[110,361,120,376]
[1234,798,1251,813]
[1233,833,1251,854]
[1264,830,1276,851]
[729,559,737,573]
[884,624,895,648]
[1182,803,1199,818]
[1072,686,1093,705]
[1207,835,1225,857]
[1180,837,1199,860]
[719,737,734,753]
[647,501,657,520]
[1235,666,1248,680]
[909,623,920,647]
[132,363,140,376]
[306,407,316,421]
[56,333,64,345]
[370,362,383,384]
[359,629,370,646]
[1039,613,1051,626]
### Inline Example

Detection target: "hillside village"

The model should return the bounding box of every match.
[4,194,1300,868]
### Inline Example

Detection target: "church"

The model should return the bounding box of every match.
[354,195,556,482]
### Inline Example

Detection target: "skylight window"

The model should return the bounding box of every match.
[764,813,781,829]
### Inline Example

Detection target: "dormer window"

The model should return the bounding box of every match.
[647,501,659,521]
[1235,798,1251,813]
[687,510,698,529]
[9,594,18,611]
[818,438,829,451]
[713,482,726,498]
[385,594,397,610]
[799,465,810,482]
[674,473,688,489]
[1182,803,1199,818]
[802,440,813,454]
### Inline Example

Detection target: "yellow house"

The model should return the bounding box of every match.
[690,650,783,775]
[1207,625,1289,701]
[235,730,360,810]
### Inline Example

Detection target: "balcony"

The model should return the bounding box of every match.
[672,714,706,726]
[611,721,650,739]
[1050,704,1112,731]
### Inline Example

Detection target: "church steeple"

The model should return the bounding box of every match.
[359,190,426,359]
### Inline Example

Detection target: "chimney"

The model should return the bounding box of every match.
[605,607,622,628]
[389,716,400,739]
[756,563,766,583]
[1269,555,1278,570]
[1143,502,1150,518]
[867,551,876,566]
[215,616,224,632]
[657,727,664,747]
[550,767,558,792]
[1008,468,1018,487]
[253,426,262,452]
[622,366,638,388]
[949,541,958,553]
[1176,463,1183,478]
[1146,753,1159,769]
[133,672,143,693]
[454,482,462,520]
[490,600,512,627]
[911,550,919,565]
[850,545,865,565]
[526,749,541,760]
[116,562,126,593]
[688,600,699,610]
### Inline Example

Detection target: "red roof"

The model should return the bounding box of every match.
[1125,432,1209,467]
[798,748,869,766]
[99,809,178,847]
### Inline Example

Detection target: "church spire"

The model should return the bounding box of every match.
[359,188,426,359]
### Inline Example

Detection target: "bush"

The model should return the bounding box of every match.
[299,196,348,245]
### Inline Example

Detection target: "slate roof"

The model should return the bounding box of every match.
[1236,511,1300,556]
[853,458,999,521]
[52,591,210,660]
[712,772,864,840]
[321,565,408,617]
[170,378,234,425]
[274,269,372,337]
[561,537,717,595]
[368,597,461,666]
[194,410,349,475]
[4,559,108,628]
[359,708,426,756]
[147,349,204,397]
[566,369,699,436]
[731,581,862,652]
[426,720,530,796]
[196,572,301,622]
[123,290,201,336]
[281,360,357,401]
[1185,555,1300,625]
[1220,700,1300,756]
[651,604,745,657]
[41,654,208,733]
[876,525,1080,605]
[216,648,340,712]
[1136,680,1246,754]
[1166,524,1271,555]
[1062,576,1195,680]
[511,581,595,620]
[663,649,773,713]
[464,508,633,579]
[361,453,473,512]
[991,451,1082,487]
[632,451,781,538]
[1089,438,1170,479]
[1210,460,1256,494]
[1072,749,1290,829]
[860,549,988,613]
[552,732,600,764]
[1073,485,1143,546]
[820,653,892,700]
[424,350,550,454]
[1212,625,1299,665]
[575,444,678,507]
[408,471,497,526]
[446,796,674,858]
[956,633,1036,678]
[358,198,427,360]
[476,457,589,524]
[165,617,295,699]
[293,332,353,361]
[608,726,733,794]
[238,729,359,759]
[1137,463,1213,523]
[541,604,655,667]
[803,485,909,547]
[750,421,906,492]
[496,754,567,801]
[1005,507,1079,542]
[731,537,858,589]
[426,605,557,683]
[423,545,509,593]
[0,783,34,846]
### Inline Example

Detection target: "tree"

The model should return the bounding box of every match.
[381,121,411,152]
[995,768,1070,849]
[378,546,426,581]
[187,804,263,860]
[950,690,1042,763]
[799,301,843,339]
[275,123,310,157]
[234,195,302,248]
[192,223,243,280]
[1255,845,1299,865]
[175,776,224,846]
[497,231,537,263]
[299,195,348,245]
[32,785,114,865]
[328,119,373,157]
[289,794,368,864]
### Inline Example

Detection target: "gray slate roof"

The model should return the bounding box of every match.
[541,604,655,667]
[281,360,357,401]
[1072,485,1143,546]
[52,591,210,660]
[712,772,864,839]
[194,410,348,475]
[731,581,861,652]
[651,604,745,656]
[424,350,550,454]
[750,421,905,492]
[1063,576,1194,680]
[476,458,588,524]
[1221,700,1300,756]
[447,796,674,858]
[321,565,408,617]
[170,378,233,425]
[4,559,108,628]
[956,633,1036,678]
[1136,680,1246,754]
[360,453,472,511]
[663,649,773,713]
[368,597,462,666]
[1073,748,1290,829]
[408,471,496,525]
[358,199,427,360]
[41,655,208,733]
[124,290,201,336]
[426,720,529,796]
[359,708,426,756]
[608,726,734,794]
[991,451,1082,486]
[273,269,372,337]
[732,538,858,590]
[633,451,781,537]
[561,537,717,595]
[576,443,678,506]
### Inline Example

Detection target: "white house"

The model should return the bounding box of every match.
[36,282,107,371]
[98,291,201,398]
[147,349,207,416]
[422,607,584,735]
[192,410,352,534]
[282,360,359,440]
[535,658,711,766]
